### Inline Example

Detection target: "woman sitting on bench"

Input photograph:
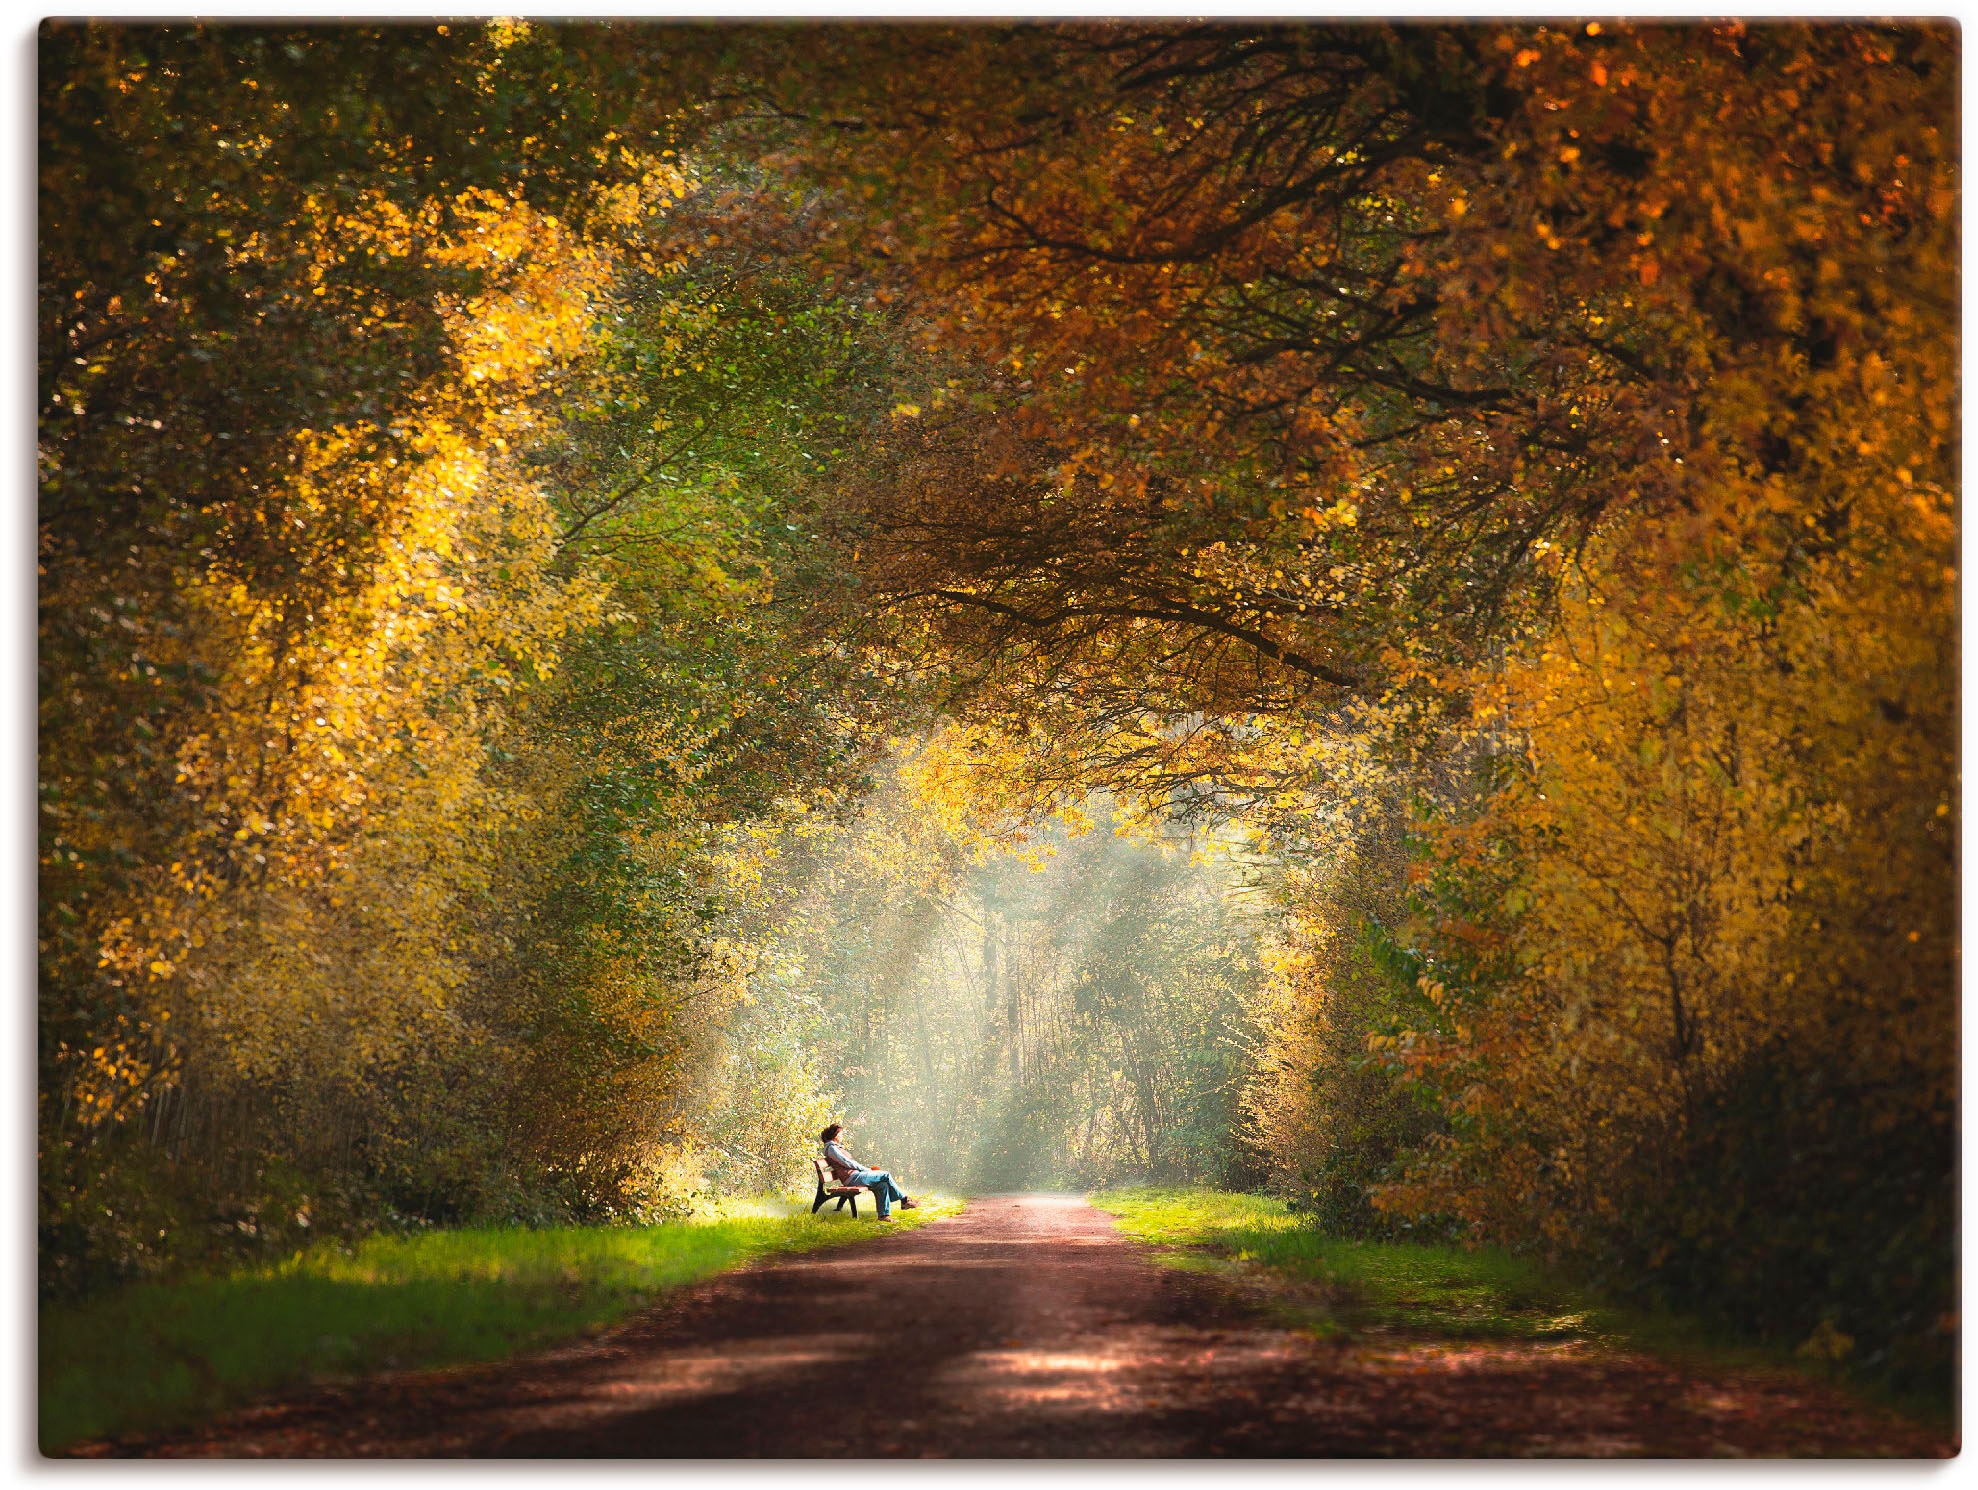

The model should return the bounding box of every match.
[820,1123,918,1221]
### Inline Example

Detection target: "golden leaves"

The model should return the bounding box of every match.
[59,178,640,1103]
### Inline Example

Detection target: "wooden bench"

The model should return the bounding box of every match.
[811,1157,869,1218]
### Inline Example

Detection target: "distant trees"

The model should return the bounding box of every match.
[750,766,1264,1193]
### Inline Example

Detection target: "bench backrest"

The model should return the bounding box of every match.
[813,1156,864,1188]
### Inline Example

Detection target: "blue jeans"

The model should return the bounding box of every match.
[849,1168,906,1218]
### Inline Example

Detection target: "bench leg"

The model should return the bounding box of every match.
[811,1183,827,1215]
[849,1194,858,1218]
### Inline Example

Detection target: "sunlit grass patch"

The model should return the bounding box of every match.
[1090,1186,1603,1343]
[1090,1185,1956,1435]
[42,1191,962,1455]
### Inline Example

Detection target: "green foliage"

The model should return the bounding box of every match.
[460,234,912,1220]
[37,26,918,1288]
[1584,1043,1956,1400]
[1241,812,1456,1240]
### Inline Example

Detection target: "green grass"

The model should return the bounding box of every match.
[1090,1186,1597,1343]
[41,1191,963,1455]
[1090,1185,1827,1358]
[1089,1186,1952,1432]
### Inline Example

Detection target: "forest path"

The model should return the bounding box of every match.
[103,1194,1945,1458]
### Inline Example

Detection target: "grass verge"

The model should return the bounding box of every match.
[1088,1186,1948,1432]
[42,1191,963,1454]
[1090,1186,1598,1343]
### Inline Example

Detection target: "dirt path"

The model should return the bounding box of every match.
[87,1194,1949,1458]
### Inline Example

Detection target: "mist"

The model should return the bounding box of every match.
[760,808,1270,1195]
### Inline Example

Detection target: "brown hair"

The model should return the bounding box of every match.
[819,1123,843,1143]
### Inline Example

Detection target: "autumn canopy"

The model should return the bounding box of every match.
[39,20,1955,1396]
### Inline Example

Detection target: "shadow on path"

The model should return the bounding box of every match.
[85,1194,1950,1458]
